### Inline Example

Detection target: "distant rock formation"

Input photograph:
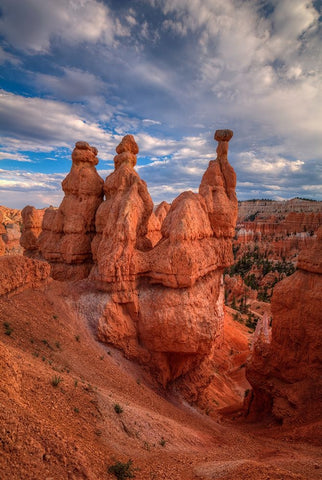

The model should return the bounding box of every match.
[246,226,322,423]
[38,141,104,280]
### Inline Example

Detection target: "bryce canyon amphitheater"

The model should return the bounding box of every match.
[0,131,321,479]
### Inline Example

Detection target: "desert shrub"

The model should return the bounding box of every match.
[3,322,12,336]
[51,375,63,387]
[113,403,123,414]
[107,459,136,479]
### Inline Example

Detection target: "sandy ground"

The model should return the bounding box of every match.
[0,280,321,480]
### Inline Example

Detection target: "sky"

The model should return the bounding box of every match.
[0,0,321,209]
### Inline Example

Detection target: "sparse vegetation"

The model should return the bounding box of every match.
[75,335,80,342]
[114,403,123,414]
[3,322,12,336]
[107,459,136,479]
[160,437,166,447]
[51,375,63,387]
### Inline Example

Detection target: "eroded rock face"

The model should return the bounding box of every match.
[246,227,322,423]
[199,130,237,238]
[90,134,153,300]
[91,131,237,386]
[38,141,104,280]
[20,206,45,257]
[0,256,50,296]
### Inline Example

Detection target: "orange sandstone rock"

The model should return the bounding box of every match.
[199,129,237,238]
[92,131,237,387]
[0,256,50,296]
[39,141,103,280]
[20,206,45,257]
[246,227,322,423]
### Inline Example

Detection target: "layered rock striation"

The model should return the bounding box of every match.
[246,227,322,423]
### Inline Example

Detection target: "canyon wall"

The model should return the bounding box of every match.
[246,226,322,423]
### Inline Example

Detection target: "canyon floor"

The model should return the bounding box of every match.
[1,279,321,480]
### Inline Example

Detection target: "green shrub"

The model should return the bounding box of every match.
[3,322,12,336]
[107,459,136,479]
[51,375,63,387]
[114,403,123,414]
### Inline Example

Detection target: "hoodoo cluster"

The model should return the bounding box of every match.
[21,131,238,386]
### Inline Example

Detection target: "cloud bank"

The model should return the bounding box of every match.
[0,0,321,208]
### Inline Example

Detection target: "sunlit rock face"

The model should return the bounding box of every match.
[246,226,322,423]
[20,206,45,258]
[20,131,238,388]
[38,141,104,280]
[91,131,237,386]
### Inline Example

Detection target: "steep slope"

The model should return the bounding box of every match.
[0,277,321,480]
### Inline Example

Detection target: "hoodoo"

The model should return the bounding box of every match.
[89,130,238,386]
[37,141,104,280]
[20,131,238,389]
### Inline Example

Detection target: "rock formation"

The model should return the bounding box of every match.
[246,226,322,423]
[19,130,237,388]
[38,141,104,280]
[20,206,45,257]
[0,210,5,255]
[0,256,50,296]
[90,130,237,386]
[0,206,23,256]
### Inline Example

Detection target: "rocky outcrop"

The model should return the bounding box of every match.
[91,130,237,386]
[0,207,23,256]
[246,227,322,423]
[18,131,237,388]
[20,206,45,257]
[38,141,104,280]
[0,256,50,296]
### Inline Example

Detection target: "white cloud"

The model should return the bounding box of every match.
[0,151,33,162]
[34,67,106,101]
[0,169,65,208]
[237,151,304,175]
[0,46,21,65]
[0,90,116,159]
[0,0,130,52]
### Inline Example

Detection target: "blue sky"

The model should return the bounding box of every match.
[0,0,321,208]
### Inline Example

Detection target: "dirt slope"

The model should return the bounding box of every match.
[0,280,321,480]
